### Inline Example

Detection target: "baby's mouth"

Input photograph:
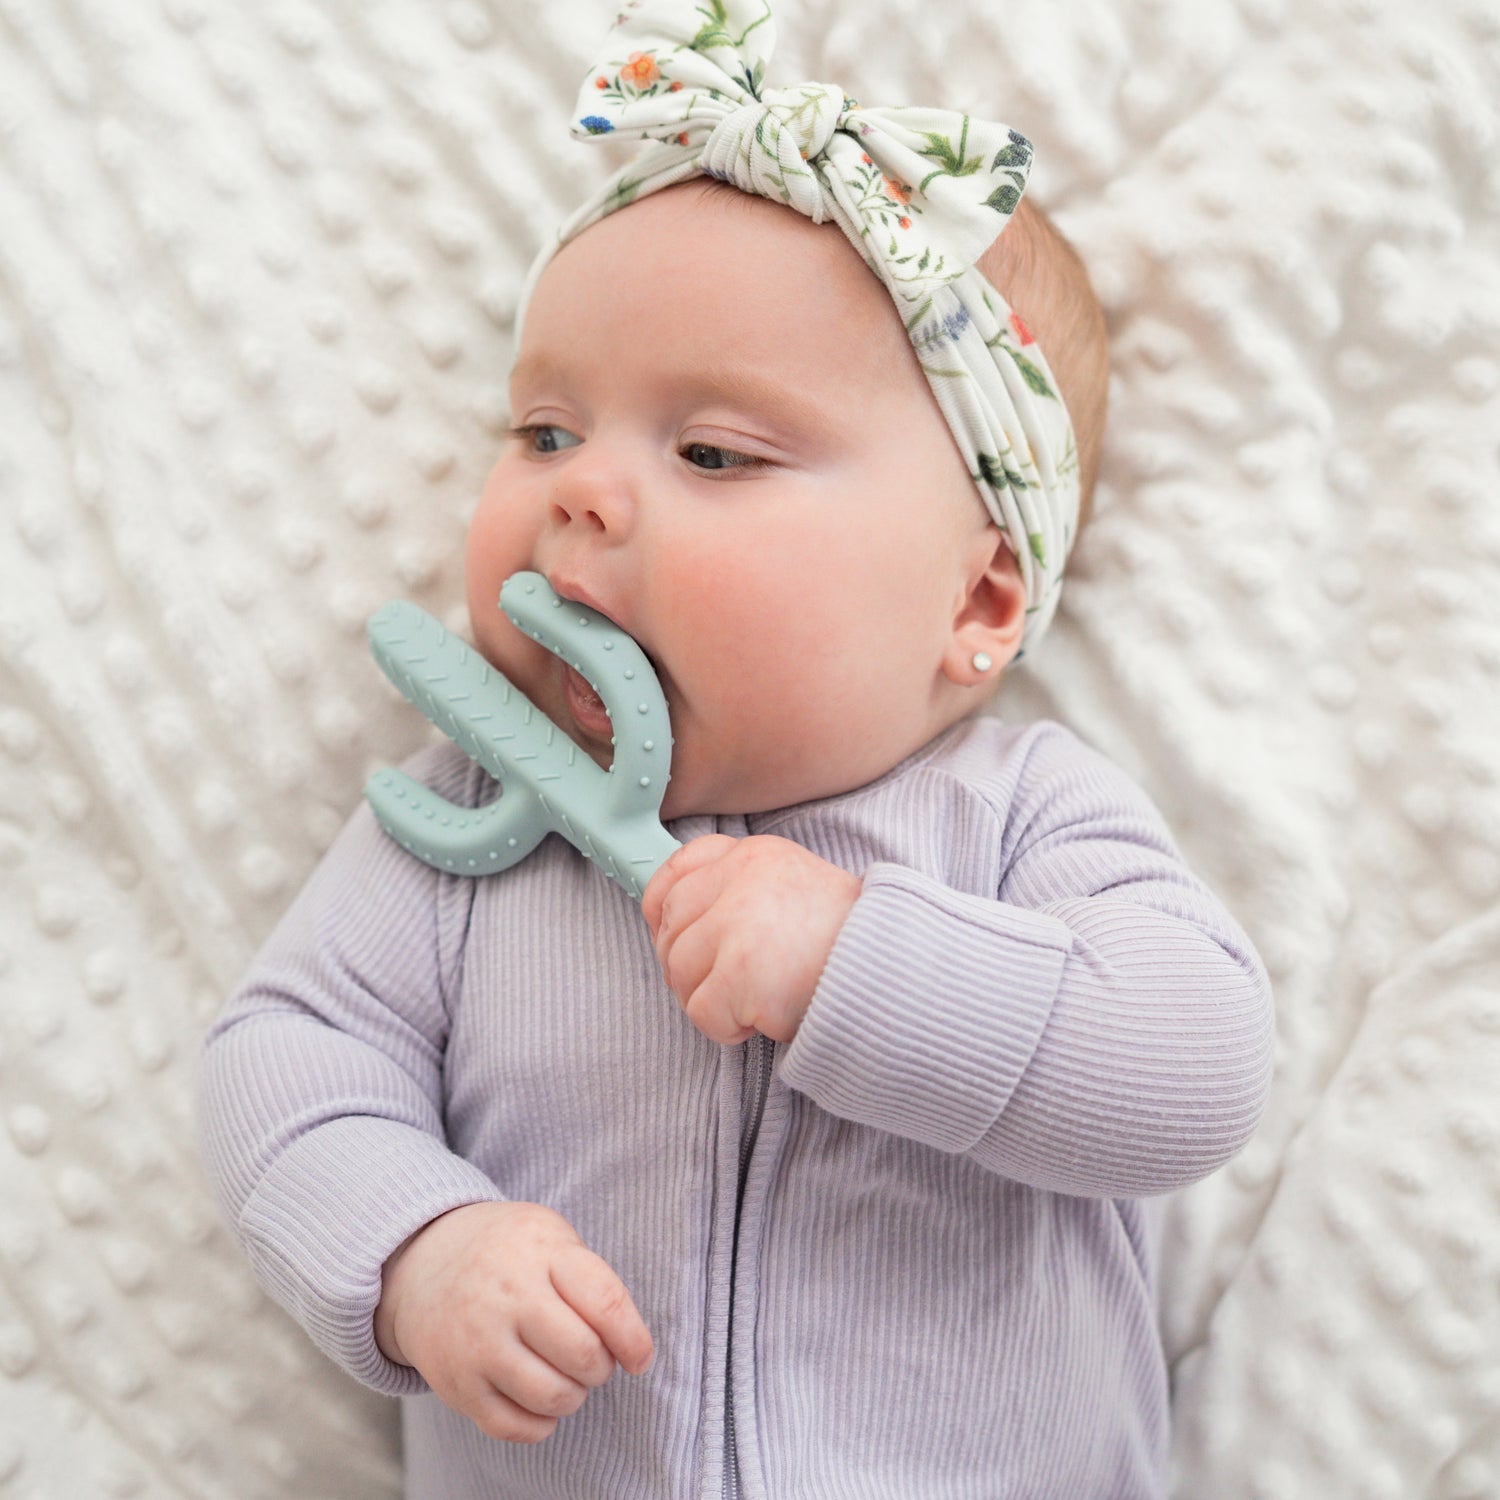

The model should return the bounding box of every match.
[541,579,672,754]
[545,582,621,746]
[561,661,615,743]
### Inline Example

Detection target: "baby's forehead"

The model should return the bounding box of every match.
[515,192,921,397]
[509,329,911,434]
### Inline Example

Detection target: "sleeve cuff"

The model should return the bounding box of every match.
[778,863,1073,1154]
[238,1116,505,1396]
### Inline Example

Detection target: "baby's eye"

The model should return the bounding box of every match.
[509,424,582,455]
[682,442,770,474]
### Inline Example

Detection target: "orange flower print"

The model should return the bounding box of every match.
[861,153,872,165]
[621,50,660,89]
[677,132,689,146]
[670,80,684,92]
[595,75,608,89]
[882,175,911,204]
[1010,311,1035,345]
[899,216,911,229]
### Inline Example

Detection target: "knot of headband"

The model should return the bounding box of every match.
[515,0,1082,653]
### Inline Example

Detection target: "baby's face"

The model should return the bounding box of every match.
[468,180,1000,819]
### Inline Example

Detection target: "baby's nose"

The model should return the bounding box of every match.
[548,449,636,535]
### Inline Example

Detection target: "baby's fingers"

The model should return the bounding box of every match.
[642,834,737,940]
[487,1338,591,1421]
[517,1299,618,1389]
[549,1245,654,1376]
[464,1379,560,1446]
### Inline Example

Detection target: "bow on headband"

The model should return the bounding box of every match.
[515,0,1081,653]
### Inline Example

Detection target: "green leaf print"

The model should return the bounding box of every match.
[915,118,985,192]
[1011,350,1056,400]
[983,182,1021,215]
[1055,424,1079,480]
[690,0,731,49]
[605,174,646,213]
[975,451,1030,492]
[690,0,771,55]
[992,131,1032,171]
[1029,532,1047,565]
[848,157,923,240]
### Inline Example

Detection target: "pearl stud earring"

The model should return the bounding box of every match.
[972,651,993,674]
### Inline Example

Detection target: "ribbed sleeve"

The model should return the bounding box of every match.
[231,1114,504,1392]
[778,873,1070,1152]
[196,744,504,1395]
[779,723,1274,1198]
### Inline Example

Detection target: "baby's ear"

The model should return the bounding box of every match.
[942,528,1027,687]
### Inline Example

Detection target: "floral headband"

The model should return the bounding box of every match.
[515,0,1082,654]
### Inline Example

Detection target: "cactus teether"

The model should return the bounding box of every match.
[363,572,681,900]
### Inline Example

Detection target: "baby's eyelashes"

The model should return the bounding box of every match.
[506,424,774,476]
[507,423,582,455]
[681,442,772,474]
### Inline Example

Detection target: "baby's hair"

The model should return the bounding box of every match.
[976,199,1109,533]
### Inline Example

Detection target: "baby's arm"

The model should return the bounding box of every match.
[650,724,1273,1198]
[791,725,1274,1196]
[197,744,649,1437]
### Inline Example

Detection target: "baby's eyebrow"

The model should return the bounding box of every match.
[683,366,817,422]
[508,350,571,394]
[510,351,818,428]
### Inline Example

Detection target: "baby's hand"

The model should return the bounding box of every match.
[642,835,861,1045]
[374,1201,653,1444]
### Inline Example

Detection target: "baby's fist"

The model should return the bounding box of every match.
[642,835,861,1045]
[375,1201,652,1445]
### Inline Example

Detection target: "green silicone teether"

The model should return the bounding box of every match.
[363,572,681,900]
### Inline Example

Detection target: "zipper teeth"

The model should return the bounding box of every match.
[738,1038,769,1179]
[723,1398,736,1500]
[725,1034,772,1500]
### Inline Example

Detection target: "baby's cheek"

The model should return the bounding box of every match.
[464,477,535,629]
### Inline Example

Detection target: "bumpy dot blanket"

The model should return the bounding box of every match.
[1,2,1497,1496]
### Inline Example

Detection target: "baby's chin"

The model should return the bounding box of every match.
[655,751,763,823]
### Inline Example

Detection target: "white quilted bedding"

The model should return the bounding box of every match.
[2,2,1497,1495]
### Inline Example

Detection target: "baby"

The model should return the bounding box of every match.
[197,5,1273,1498]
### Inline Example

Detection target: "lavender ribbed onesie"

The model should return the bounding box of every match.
[197,713,1274,1500]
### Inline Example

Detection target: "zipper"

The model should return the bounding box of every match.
[736,1033,773,1212]
[723,1033,774,1500]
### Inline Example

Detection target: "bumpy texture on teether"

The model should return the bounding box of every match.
[363,572,680,899]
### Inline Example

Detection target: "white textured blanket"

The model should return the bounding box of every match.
[2,2,1497,1496]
